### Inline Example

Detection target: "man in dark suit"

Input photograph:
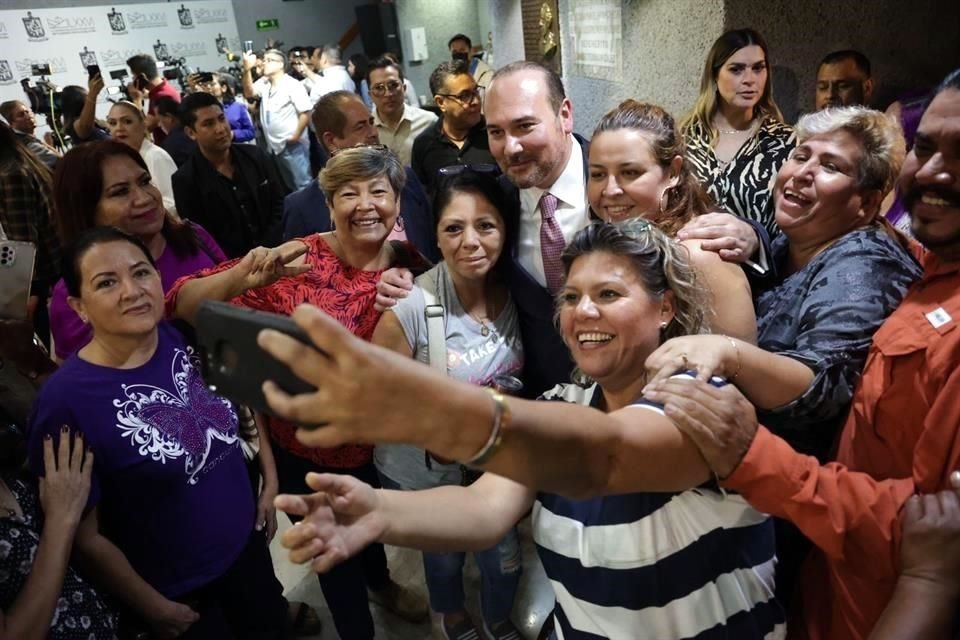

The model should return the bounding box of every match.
[173,92,286,258]
[281,91,438,262]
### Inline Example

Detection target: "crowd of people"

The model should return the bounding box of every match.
[1,24,959,640]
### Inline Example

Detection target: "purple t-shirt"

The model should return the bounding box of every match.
[49,224,226,360]
[28,322,254,598]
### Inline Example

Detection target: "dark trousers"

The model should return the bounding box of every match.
[274,446,390,640]
[119,530,287,640]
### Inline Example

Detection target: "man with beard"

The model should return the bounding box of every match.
[172,91,287,258]
[815,50,875,111]
[411,60,494,195]
[643,68,960,640]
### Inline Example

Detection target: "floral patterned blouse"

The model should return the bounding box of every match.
[0,474,117,639]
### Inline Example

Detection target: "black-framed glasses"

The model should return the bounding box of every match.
[437,88,483,105]
[437,163,501,178]
[370,80,403,96]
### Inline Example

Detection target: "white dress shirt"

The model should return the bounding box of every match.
[517,136,590,287]
[373,104,438,166]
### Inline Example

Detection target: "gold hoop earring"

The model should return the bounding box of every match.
[658,188,671,214]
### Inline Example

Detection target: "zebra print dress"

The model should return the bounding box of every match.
[683,116,796,236]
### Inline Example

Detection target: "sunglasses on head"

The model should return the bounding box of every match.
[437,163,501,178]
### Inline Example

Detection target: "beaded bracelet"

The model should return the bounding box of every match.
[463,389,509,467]
[723,335,741,380]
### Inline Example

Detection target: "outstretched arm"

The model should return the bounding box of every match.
[275,471,533,574]
[165,241,309,324]
[258,305,712,498]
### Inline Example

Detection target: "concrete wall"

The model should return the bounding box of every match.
[556,0,725,136]
[724,0,960,123]
[395,0,482,105]
[488,0,524,69]
[230,0,368,60]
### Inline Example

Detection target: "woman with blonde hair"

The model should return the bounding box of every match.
[681,28,795,235]
[588,99,756,342]
[649,105,923,601]
[106,100,179,216]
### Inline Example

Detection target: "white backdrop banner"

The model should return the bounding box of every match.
[0,2,241,133]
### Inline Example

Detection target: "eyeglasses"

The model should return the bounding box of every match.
[437,163,501,177]
[438,88,483,105]
[370,80,403,96]
[263,56,284,64]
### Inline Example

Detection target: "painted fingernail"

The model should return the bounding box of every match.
[44,434,52,440]
[61,425,68,433]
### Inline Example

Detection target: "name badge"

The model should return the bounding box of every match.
[926,307,953,329]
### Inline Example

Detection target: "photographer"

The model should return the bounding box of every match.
[60,76,109,145]
[126,54,181,145]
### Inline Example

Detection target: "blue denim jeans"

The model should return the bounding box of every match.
[274,139,312,191]
[379,472,522,625]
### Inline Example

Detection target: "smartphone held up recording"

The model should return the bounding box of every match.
[195,301,321,421]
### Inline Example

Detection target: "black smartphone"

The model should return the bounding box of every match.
[86,64,101,79]
[134,74,149,91]
[195,301,320,420]
[197,71,214,84]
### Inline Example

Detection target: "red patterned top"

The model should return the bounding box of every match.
[167,234,418,468]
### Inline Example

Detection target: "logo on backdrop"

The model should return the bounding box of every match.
[15,58,68,77]
[195,8,229,25]
[177,4,194,29]
[127,11,168,30]
[46,15,97,36]
[153,40,170,61]
[215,33,228,54]
[170,41,208,59]
[0,61,14,85]
[108,8,127,35]
[0,22,9,40]
[101,48,141,68]
[22,12,47,41]
[79,47,98,68]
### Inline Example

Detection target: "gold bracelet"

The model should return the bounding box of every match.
[463,389,509,467]
[723,335,741,380]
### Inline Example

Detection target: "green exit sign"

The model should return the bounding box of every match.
[256,18,279,31]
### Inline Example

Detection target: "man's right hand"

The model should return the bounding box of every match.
[898,475,960,591]
[643,377,758,479]
[241,52,257,71]
[374,268,414,311]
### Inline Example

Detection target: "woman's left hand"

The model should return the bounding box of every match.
[256,484,279,542]
[645,335,737,386]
